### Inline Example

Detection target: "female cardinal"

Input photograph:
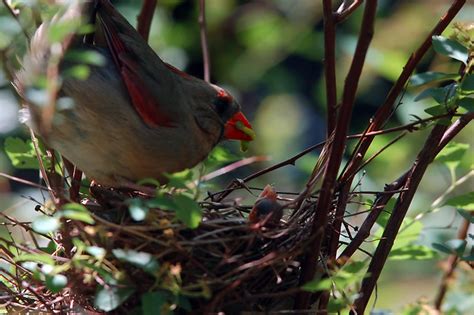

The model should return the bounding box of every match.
[15,0,253,186]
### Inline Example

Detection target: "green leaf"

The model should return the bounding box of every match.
[4,137,42,169]
[435,142,469,171]
[61,203,95,224]
[460,74,474,95]
[173,194,202,229]
[112,249,159,274]
[393,218,423,250]
[128,199,149,221]
[414,87,447,103]
[432,36,469,64]
[165,169,194,189]
[141,291,167,315]
[444,192,474,211]
[327,298,349,312]
[301,277,332,292]
[389,245,438,260]
[94,285,135,312]
[15,253,55,266]
[32,215,61,234]
[48,18,81,43]
[65,50,106,66]
[457,97,474,112]
[409,72,459,87]
[86,246,106,259]
[432,239,466,256]
[45,274,68,293]
[147,194,177,210]
[64,65,90,80]
[376,198,395,228]
[424,105,447,116]
[204,146,240,167]
[457,209,474,223]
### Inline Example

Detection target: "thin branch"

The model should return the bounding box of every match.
[137,0,157,42]
[338,171,409,260]
[434,215,471,310]
[199,156,270,182]
[213,113,449,202]
[0,172,50,191]
[199,0,211,82]
[335,0,364,24]
[352,109,472,313]
[1,0,30,41]
[323,0,337,134]
[294,0,378,309]
[339,0,466,185]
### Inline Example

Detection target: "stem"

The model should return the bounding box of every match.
[199,0,211,82]
[323,0,337,135]
[335,0,364,24]
[137,0,157,42]
[294,0,378,309]
[339,0,466,186]
[434,215,471,310]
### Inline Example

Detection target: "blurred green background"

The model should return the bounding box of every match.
[0,0,473,313]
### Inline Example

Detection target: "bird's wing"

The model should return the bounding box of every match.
[96,0,176,128]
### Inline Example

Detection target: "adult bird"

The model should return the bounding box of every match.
[15,0,254,187]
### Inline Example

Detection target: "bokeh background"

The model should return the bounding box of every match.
[1,0,473,312]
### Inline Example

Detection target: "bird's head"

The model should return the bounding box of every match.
[210,85,255,143]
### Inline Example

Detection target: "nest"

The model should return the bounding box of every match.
[1,180,328,314]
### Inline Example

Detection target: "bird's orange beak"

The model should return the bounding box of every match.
[224,111,255,141]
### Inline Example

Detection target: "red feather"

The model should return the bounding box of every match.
[97,3,174,128]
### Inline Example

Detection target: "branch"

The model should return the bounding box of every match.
[352,112,472,313]
[199,0,211,82]
[339,0,466,185]
[335,0,364,24]
[434,214,472,310]
[137,0,157,42]
[294,0,378,309]
[1,0,30,40]
[323,0,338,134]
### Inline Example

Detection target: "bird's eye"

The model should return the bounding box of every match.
[213,89,233,115]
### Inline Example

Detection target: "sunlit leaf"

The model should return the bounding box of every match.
[45,274,67,293]
[86,246,106,259]
[301,277,332,292]
[4,137,41,169]
[61,203,95,224]
[328,298,349,312]
[165,169,193,189]
[173,194,202,229]
[409,72,459,87]
[94,285,135,312]
[389,245,438,260]
[65,50,106,66]
[128,199,149,221]
[64,65,90,80]
[15,253,55,266]
[112,249,159,274]
[435,142,469,171]
[48,18,81,43]
[432,36,469,64]
[32,215,60,234]
[444,192,474,211]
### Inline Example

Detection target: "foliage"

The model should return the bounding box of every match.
[0,1,473,314]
